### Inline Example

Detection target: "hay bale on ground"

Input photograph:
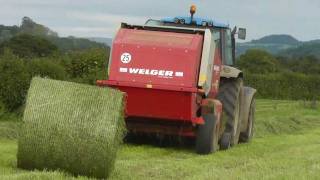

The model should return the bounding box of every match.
[17,77,125,179]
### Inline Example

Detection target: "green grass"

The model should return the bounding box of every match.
[0,113,20,140]
[0,99,320,179]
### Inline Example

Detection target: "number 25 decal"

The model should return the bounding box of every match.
[121,53,132,64]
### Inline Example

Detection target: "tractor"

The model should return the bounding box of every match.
[97,5,256,154]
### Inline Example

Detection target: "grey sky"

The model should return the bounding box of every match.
[0,0,319,41]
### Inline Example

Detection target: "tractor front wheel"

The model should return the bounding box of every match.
[239,98,256,143]
[195,113,219,154]
[220,132,231,150]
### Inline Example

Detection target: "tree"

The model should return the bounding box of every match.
[281,55,320,74]
[0,51,30,110]
[0,25,20,43]
[0,50,68,111]
[236,49,279,74]
[66,48,109,84]
[20,17,58,37]
[0,34,58,58]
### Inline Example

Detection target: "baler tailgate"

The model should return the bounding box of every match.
[109,29,204,90]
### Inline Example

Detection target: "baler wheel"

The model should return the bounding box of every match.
[217,78,243,147]
[239,98,256,143]
[195,113,219,154]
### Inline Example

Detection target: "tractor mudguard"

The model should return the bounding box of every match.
[240,87,256,133]
[220,65,243,78]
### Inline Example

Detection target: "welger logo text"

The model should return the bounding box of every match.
[119,68,184,77]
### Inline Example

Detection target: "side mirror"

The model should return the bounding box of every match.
[238,28,246,40]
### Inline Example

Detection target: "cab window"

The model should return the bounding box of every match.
[222,29,233,65]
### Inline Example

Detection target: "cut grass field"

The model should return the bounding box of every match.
[0,99,320,179]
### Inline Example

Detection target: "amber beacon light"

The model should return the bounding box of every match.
[190,5,197,15]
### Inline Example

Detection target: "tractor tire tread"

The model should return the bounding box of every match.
[217,78,243,146]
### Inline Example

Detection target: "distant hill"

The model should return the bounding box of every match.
[251,34,300,45]
[1,19,319,58]
[48,36,106,52]
[90,35,300,55]
[0,25,20,43]
[0,17,106,52]
[88,37,112,47]
[278,41,320,58]
[89,35,320,59]
[236,34,301,56]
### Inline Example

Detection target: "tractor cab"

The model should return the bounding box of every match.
[146,4,229,29]
[141,6,247,95]
[144,7,246,68]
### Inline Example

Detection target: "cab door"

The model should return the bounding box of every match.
[221,29,234,66]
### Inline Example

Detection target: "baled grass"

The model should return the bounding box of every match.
[17,77,125,179]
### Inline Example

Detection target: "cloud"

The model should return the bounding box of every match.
[0,0,319,40]
[66,11,154,25]
[52,26,116,37]
[59,11,162,37]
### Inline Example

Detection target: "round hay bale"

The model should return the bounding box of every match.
[17,77,126,179]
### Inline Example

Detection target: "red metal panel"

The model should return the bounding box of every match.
[116,86,197,121]
[109,28,203,90]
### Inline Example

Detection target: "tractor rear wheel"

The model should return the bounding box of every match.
[217,78,243,147]
[195,113,219,154]
[239,98,256,143]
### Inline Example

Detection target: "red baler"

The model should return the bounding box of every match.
[97,7,256,154]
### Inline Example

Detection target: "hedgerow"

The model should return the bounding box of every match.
[0,55,30,111]
[245,72,320,100]
[17,77,126,179]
